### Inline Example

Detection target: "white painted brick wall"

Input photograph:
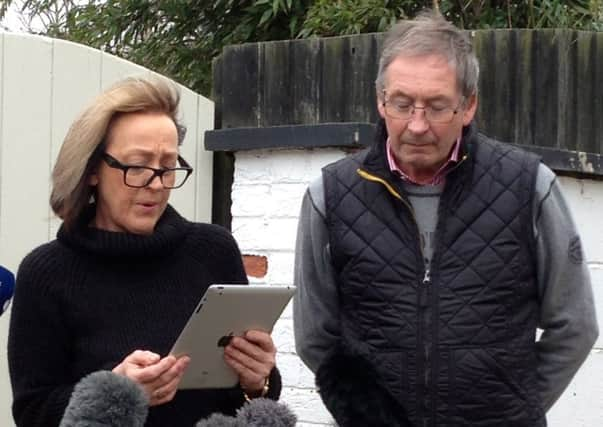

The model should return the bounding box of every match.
[232,149,603,426]
[233,148,345,426]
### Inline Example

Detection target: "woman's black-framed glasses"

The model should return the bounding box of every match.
[102,153,193,189]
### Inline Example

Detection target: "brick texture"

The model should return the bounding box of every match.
[242,254,268,278]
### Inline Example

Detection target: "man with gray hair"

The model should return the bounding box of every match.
[293,10,598,427]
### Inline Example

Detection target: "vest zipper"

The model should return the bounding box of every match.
[423,269,431,284]
[356,168,429,274]
[356,153,468,280]
[357,166,434,425]
[357,168,432,308]
[356,168,404,200]
[448,154,468,174]
[419,268,430,308]
[358,154,470,427]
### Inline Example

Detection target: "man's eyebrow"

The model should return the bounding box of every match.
[425,95,452,103]
[386,90,411,97]
[388,93,454,105]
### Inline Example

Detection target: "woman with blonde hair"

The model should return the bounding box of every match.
[8,76,281,427]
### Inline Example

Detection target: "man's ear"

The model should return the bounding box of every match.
[377,94,386,119]
[462,93,478,126]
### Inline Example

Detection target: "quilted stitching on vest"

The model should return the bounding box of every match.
[323,132,545,427]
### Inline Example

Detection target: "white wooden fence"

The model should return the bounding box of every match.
[0,32,215,425]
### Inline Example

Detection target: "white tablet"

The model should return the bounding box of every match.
[170,284,295,389]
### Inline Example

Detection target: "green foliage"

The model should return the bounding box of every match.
[298,0,603,37]
[59,0,312,94]
[299,0,417,37]
[3,0,312,95]
[533,0,603,30]
[1,0,602,95]
[437,0,603,31]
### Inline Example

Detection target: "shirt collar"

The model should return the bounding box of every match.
[386,138,461,185]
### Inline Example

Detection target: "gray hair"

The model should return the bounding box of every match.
[376,10,479,100]
[50,76,184,230]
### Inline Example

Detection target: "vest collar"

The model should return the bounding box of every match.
[363,119,477,176]
[360,121,478,208]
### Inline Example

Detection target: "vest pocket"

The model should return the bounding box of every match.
[445,347,542,427]
[369,349,416,419]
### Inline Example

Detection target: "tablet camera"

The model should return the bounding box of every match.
[217,332,234,347]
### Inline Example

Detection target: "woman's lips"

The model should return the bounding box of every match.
[137,202,160,213]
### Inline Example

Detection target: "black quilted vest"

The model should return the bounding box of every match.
[323,124,545,427]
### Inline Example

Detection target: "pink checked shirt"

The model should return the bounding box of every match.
[386,138,461,185]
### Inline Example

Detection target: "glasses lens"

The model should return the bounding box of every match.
[124,167,190,188]
[162,169,190,189]
[426,109,454,123]
[384,95,462,123]
[125,167,155,187]
[385,102,411,120]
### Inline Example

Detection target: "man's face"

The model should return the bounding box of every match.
[377,54,477,183]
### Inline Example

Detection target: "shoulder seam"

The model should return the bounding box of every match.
[534,175,557,226]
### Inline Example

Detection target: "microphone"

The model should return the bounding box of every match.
[59,371,148,427]
[60,370,294,427]
[196,398,297,427]
[0,265,15,316]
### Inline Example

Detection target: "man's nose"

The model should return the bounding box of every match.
[406,108,430,134]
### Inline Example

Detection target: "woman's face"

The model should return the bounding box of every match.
[90,111,179,235]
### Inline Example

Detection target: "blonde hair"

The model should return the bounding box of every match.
[50,76,184,229]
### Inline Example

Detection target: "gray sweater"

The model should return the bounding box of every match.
[293,163,598,412]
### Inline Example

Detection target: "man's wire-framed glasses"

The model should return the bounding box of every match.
[102,153,193,189]
[382,92,465,123]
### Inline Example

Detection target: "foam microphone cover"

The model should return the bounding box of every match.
[235,398,297,427]
[59,371,148,427]
[196,413,237,427]
[197,398,297,427]
[0,265,15,315]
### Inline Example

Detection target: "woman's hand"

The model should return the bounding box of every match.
[112,350,190,406]
[224,330,276,397]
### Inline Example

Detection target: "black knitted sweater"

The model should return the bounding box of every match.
[8,205,281,427]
